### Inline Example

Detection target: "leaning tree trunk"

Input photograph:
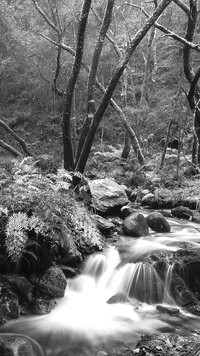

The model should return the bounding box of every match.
[63,0,92,171]
[75,0,173,173]
[76,0,115,163]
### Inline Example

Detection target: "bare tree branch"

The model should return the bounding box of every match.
[91,6,122,57]
[0,140,23,157]
[31,0,61,35]
[0,119,32,156]
[124,3,200,52]
[76,0,173,173]
[173,0,190,15]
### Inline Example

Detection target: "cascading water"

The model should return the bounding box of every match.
[2,213,200,355]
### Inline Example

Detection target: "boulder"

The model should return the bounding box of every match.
[122,213,149,237]
[34,266,67,298]
[141,193,158,208]
[171,206,192,220]
[89,178,129,213]
[0,334,44,356]
[146,212,171,233]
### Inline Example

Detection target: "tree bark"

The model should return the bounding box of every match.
[121,69,131,159]
[75,0,173,173]
[182,0,200,164]
[76,0,115,163]
[63,0,92,171]
[142,26,156,103]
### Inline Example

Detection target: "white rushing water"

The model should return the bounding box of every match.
[2,215,200,355]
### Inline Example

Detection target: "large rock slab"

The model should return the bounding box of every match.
[122,213,149,237]
[89,178,129,213]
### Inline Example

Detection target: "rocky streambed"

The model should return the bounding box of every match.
[1,157,200,355]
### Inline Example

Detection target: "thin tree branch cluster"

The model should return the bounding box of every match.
[28,0,200,172]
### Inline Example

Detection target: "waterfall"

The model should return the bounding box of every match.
[1,215,200,355]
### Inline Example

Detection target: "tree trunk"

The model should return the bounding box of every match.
[160,119,173,169]
[121,69,131,159]
[75,0,173,173]
[63,0,92,171]
[142,26,156,103]
[76,0,115,163]
[181,0,200,164]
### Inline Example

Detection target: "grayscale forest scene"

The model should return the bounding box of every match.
[0,0,200,355]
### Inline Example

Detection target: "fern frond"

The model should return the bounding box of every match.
[5,212,29,264]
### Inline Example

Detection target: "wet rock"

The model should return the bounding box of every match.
[91,215,115,234]
[30,298,56,315]
[0,288,20,325]
[146,212,171,233]
[89,178,129,213]
[107,293,128,304]
[140,333,200,356]
[141,193,158,208]
[156,304,180,315]
[59,265,77,278]
[171,206,192,220]
[0,333,44,356]
[122,213,149,237]
[34,266,67,298]
[4,275,33,302]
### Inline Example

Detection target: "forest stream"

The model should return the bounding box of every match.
[1,212,200,355]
